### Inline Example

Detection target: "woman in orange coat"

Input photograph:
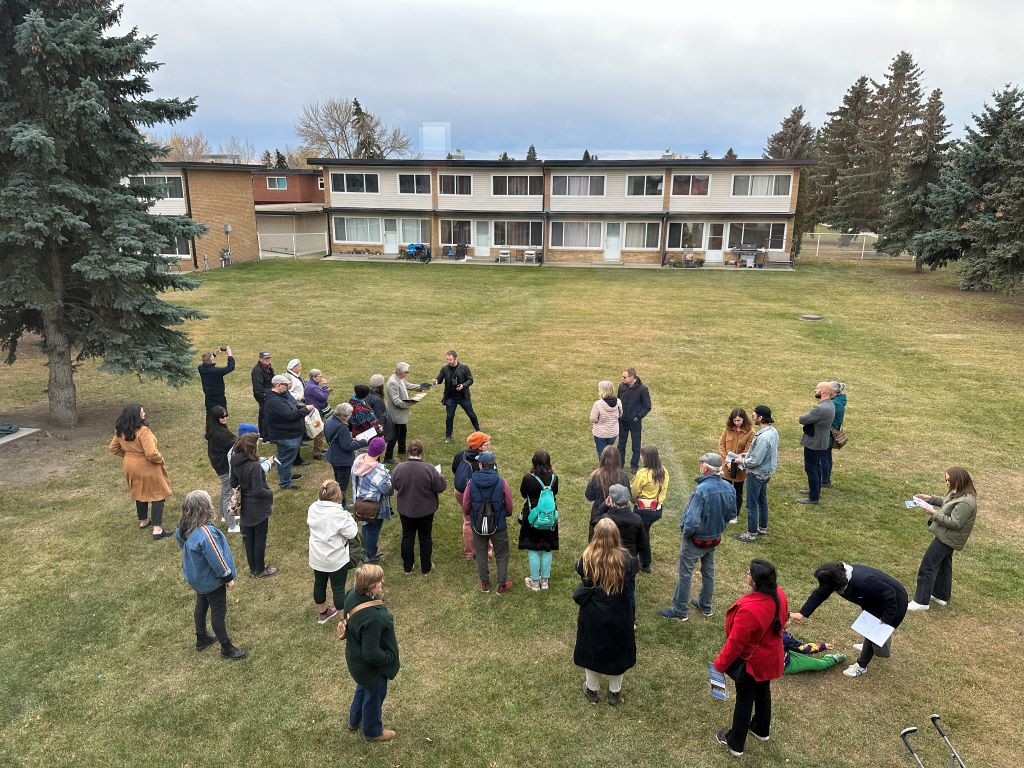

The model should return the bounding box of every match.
[108,404,173,539]
[713,558,787,757]
[719,408,755,522]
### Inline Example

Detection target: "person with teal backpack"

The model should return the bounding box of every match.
[518,450,560,592]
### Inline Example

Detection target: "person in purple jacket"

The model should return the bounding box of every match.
[304,369,332,459]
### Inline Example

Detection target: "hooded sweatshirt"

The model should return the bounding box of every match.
[590,397,622,438]
[307,499,359,571]
[351,454,394,520]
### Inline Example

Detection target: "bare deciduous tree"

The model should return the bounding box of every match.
[158,129,211,160]
[295,96,413,159]
[216,135,258,164]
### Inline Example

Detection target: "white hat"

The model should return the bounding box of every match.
[287,358,301,371]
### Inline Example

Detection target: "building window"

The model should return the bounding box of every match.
[401,218,430,243]
[666,222,706,249]
[266,177,288,190]
[671,174,710,196]
[551,175,604,196]
[332,216,382,243]
[492,175,543,196]
[624,222,660,249]
[318,176,325,190]
[398,173,431,194]
[626,175,664,196]
[551,221,603,248]
[727,222,786,250]
[731,174,791,197]
[440,219,472,245]
[493,221,543,246]
[127,175,184,199]
[439,174,472,195]
[163,235,191,256]
[330,172,380,194]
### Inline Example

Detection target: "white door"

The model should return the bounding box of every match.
[604,222,621,261]
[383,219,398,255]
[705,223,725,263]
[474,221,490,258]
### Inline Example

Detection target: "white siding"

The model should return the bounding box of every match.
[668,167,795,214]
[326,167,428,211]
[437,169,543,212]
[549,168,664,213]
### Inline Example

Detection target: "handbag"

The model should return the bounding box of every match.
[572,580,595,606]
[636,498,660,511]
[725,613,776,680]
[353,498,380,522]
[304,408,324,438]
[831,427,848,449]
[227,487,242,518]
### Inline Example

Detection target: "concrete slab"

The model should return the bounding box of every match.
[0,427,40,447]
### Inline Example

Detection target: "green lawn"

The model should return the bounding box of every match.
[1,258,1021,767]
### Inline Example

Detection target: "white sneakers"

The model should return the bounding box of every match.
[907,600,930,612]
[524,577,541,592]
[843,663,867,677]
[931,596,948,606]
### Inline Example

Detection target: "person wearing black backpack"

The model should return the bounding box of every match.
[518,450,560,592]
[461,451,514,594]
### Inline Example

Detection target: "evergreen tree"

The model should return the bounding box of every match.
[722,147,738,160]
[351,98,381,159]
[260,149,273,167]
[876,89,950,270]
[763,105,816,159]
[526,144,537,161]
[916,86,1024,292]
[699,149,711,159]
[582,149,591,161]
[498,151,514,161]
[445,152,454,160]
[274,149,287,168]
[0,0,205,427]
[816,76,873,230]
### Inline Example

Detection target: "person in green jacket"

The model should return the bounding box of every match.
[342,564,400,741]
[907,467,978,611]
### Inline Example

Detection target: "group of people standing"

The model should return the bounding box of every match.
[104,354,978,754]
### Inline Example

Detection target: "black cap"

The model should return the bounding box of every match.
[753,405,774,423]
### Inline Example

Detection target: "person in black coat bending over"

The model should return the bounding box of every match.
[432,349,480,444]
[789,562,908,679]
[617,367,651,473]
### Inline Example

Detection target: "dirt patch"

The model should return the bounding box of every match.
[0,405,120,490]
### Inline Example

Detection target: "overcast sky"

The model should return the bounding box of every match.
[118,0,1024,160]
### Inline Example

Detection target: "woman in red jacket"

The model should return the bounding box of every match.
[713,558,788,757]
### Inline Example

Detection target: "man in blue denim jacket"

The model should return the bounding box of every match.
[659,452,735,622]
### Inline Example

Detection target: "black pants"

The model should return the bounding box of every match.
[313,564,352,609]
[727,665,772,753]
[857,635,892,668]
[444,398,480,438]
[242,519,269,574]
[914,537,954,604]
[635,506,662,568]
[385,423,407,461]
[332,464,352,504]
[256,398,268,438]
[728,480,745,520]
[400,513,434,574]
[194,584,229,645]
[135,499,165,527]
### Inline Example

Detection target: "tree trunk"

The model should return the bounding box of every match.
[914,256,923,273]
[42,249,78,428]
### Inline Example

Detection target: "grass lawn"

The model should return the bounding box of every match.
[1,257,1021,767]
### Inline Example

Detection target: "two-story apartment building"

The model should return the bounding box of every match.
[310,158,813,265]
[252,168,329,258]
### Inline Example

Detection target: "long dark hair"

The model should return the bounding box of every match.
[205,405,233,441]
[727,407,751,431]
[531,449,552,479]
[749,559,783,636]
[945,466,976,499]
[233,432,260,462]
[588,445,622,497]
[639,445,665,487]
[115,404,146,442]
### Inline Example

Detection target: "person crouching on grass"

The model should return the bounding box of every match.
[174,490,246,660]
[341,564,400,742]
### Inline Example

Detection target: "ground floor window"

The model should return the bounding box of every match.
[493,221,543,247]
[401,218,430,243]
[163,235,191,256]
[666,222,705,249]
[624,222,660,249]
[728,222,786,250]
[333,216,382,243]
[551,221,602,248]
[441,219,472,245]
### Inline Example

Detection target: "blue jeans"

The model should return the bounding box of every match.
[274,436,302,489]
[594,435,616,461]
[363,518,384,562]
[527,550,552,580]
[445,398,480,438]
[617,420,643,470]
[746,474,770,534]
[349,675,388,738]
[669,538,716,617]
[803,447,827,501]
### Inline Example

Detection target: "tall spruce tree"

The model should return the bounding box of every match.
[763,105,816,160]
[876,89,950,271]
[916,87,1024,292]
[582,149,591,161]
[525,144,537,161]
[351,98,381,159]
[699,149,711,159]
[722,147,738,160]
[274,149,287,168]
[0,0,206,427]
[260,149,273,167]
[816,76,873,230]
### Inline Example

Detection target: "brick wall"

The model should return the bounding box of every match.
[186,169,259,266]
[621,250,662,265]
[252,172,321,204]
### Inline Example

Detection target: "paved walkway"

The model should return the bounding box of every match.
[318,253,794,271]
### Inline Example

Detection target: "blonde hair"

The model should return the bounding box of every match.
[319,479,342,503]
[598,380,615,399]
[582,518,627,595]
[354,564,384,596]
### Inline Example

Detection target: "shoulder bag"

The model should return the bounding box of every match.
[336,599,383,639]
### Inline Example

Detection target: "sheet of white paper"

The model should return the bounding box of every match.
[851,610,894,647]
[434,464,442,474]
[355,426,377,442]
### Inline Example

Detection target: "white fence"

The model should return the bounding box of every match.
[802,231,897,260]
[257,233,328,259]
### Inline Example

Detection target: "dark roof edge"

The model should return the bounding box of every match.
[308,158,815,168]
[158,161,267,171]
